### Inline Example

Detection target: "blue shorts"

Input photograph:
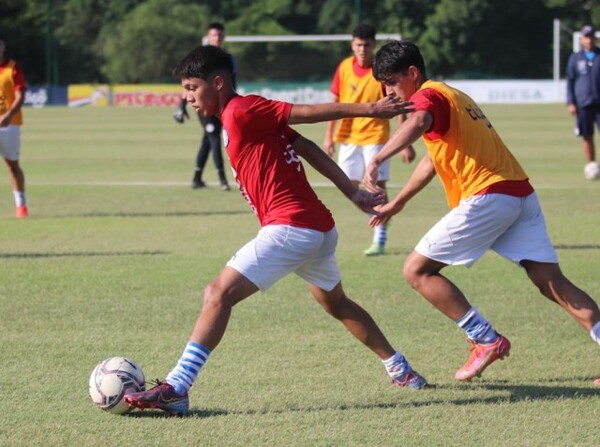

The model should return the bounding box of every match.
[575,104,600,137]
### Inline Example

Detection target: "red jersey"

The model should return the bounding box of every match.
[220,94,334,231]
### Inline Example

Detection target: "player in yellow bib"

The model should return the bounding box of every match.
[364,40,600,384]
[0,38,28,218]
[324,24,415,256]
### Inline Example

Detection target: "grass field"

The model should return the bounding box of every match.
[1,104,599,446]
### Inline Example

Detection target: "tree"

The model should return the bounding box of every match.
[418,0,554,78]
[100,0,207,83]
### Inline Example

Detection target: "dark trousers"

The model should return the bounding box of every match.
[195,115,228,185]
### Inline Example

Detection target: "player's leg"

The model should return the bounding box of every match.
[576,107,600,179]
[297,227,427,388]
[308,281,427,388]
[408,194,522,380]
[124,267,258,416]
[206,117,229,190]
[1,126,27,218]
[521,261,600,330]
[192,119,211,188]
[363,144,390,256]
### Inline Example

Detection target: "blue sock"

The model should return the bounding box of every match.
[382,351,411,379]
[166,342,211,395]
[456,307,498,344]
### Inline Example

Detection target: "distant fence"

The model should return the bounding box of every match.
[24,80,568,108]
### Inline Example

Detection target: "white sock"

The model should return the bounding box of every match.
[456,307,498,344]
[13,191,26,207]
[373,225,387,246]
[165,342,211,395]
[590,321,600,345]
[382,351,411,378]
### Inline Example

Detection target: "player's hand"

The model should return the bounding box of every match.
[173,107,189,124]
[399,145,416,163]
[363,160,383,193]
[372,92,414,119]
[368,200,405,227]
[323,138,335,158]
[567,104,577,116]
[351,189,386,215]
[0,112,11,128]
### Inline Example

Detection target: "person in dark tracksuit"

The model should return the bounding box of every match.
[174,22,235,190]
[566,24,600,179]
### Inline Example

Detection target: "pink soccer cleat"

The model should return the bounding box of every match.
[454,334,511,381]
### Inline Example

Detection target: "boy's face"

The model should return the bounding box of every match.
[381,67,418,101]
[181,76,220,116]
[351,37,375,67]
[206,28,225,47]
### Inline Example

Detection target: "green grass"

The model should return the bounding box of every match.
[1,104,599,446]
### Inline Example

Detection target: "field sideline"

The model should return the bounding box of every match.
[1,104,599,446]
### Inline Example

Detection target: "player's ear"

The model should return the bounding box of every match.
[212,74,226,91]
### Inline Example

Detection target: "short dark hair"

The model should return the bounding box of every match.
[208,22,225,32]
[352,23,376,40]
[173,45,233,80]
[373,40,427,83]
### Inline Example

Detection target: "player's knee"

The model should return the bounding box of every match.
[403,259,422,289]
[202,281,228,309]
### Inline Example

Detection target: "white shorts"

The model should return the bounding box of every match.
[338,143,390,182]
[226,225,341,291]
[415,192,558,267]
[0,125,21,161]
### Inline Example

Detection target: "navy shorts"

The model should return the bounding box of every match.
[575,104,600,137]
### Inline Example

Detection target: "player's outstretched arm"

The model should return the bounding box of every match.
[288,93,414,125]
[369,153,436,227]
[363,110,432,192]
[292,135,385,214]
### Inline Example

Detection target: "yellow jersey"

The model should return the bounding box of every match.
[331,56,389,145]
[0,59,24,126]
[417,80,528,208]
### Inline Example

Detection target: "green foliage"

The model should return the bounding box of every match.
[419,0,554,78]
[2,0,600,83]
[100,0,208,83]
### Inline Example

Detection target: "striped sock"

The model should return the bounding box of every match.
[382,351,411,379]
[373,225,387,246]
[166,342,211,395]
[590,321,600,345]
[456,307,498,344]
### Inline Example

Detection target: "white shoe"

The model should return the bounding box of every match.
[584,161,600,180]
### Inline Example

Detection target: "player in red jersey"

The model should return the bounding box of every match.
[0,38,28,218]
[124,45,428,416]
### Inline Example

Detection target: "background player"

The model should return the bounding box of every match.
[323,24,415,256]
[174,22,234,190]
[0,37,28,218]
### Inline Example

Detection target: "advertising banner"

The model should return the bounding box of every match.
[112,85,182,107]
[68,85,110,107]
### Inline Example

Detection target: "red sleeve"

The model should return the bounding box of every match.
[411,88,450,138]
[330,65,341,96]
[12,62,27,91]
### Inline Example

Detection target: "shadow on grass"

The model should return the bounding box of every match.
[0,250,168,259]
[124,379,600,419]
[76,210,250,218]
[554,244,600,250]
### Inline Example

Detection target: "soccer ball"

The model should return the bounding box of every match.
[89,357,145,414]
[584,161,600,180]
